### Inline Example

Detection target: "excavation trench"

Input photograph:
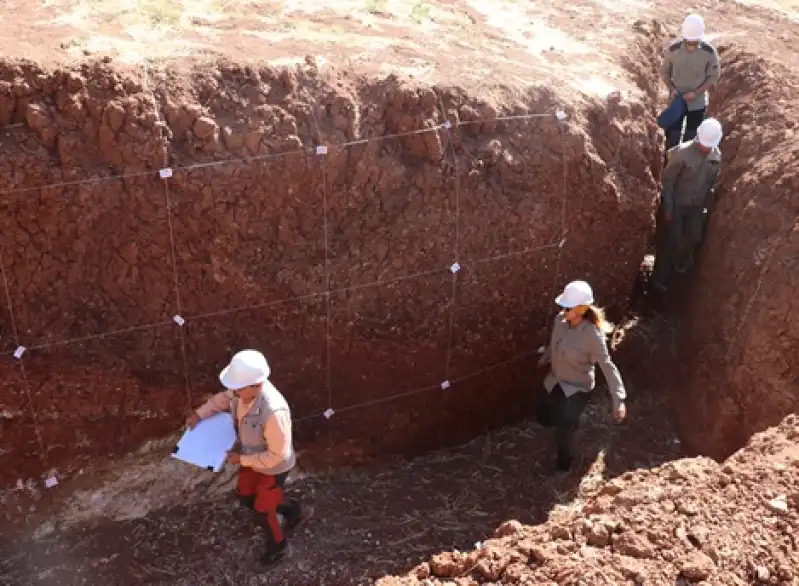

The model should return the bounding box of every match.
[645,44,799,460]
[0,56,659,502]
[0,33,796,543]
[619,26,799,461]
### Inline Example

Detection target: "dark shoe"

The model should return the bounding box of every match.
[238,495,255,510]
[278,501,306,532]
[261,540,288,566]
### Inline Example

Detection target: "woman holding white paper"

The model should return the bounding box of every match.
[186,349,302,566]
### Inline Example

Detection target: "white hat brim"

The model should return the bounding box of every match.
[555,293,594,308]
[219,366,267,390]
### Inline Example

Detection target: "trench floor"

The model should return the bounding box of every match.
[0,311,683,586]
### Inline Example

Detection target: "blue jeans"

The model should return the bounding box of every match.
[665,107,706,153]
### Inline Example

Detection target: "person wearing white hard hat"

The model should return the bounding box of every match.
[186,349,302,565]
[661,14,721,151]
[651,117,723,293]
[537,281,627,472]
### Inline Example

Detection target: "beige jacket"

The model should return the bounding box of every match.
[196,386,294,473]
[542,314,626,409]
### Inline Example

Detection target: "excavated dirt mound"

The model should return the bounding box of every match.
[0,57,658,491]
[378,414,799,586]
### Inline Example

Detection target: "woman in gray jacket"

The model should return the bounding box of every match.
[538,280,628,471]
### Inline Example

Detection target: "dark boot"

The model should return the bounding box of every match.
[261,539,288,566]
[278,500,304,532]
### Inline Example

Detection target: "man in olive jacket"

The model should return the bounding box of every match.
[651,118,723,293]
[661,14,721,150]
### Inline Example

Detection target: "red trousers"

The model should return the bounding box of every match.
[237,467,286,544]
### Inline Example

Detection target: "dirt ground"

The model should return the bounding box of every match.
[0,311,688,586]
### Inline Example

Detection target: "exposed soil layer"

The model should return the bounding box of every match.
[379,414,799,586]
[0,54,658,491]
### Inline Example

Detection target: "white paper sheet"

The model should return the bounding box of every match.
[171,412,237,472]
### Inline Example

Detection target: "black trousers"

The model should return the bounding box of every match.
[537,384,590,467]
[665,107,706,153]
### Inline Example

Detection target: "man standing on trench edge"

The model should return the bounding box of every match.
[661,14,721,155]
[650,118,723,294]
[186,349,304,566]
[537,281,627,472]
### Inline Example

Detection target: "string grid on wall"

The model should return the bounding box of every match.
[0,64,571,488]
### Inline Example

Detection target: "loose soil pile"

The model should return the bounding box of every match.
[378,414,799,586]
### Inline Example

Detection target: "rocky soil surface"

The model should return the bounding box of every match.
[378,415,799,586]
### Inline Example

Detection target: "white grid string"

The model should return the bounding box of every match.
[143,59,192,410]
[548,120,570,323]
[438,96,460,382]
[321,160,334,430]
[0,255,46,463]
[294,347,541,423]
[0,115,559,199]
[1,102,571,482]
[0,238,569,357]
[457,112,557,127]
[469,239,562,266]
[25,320,174,352]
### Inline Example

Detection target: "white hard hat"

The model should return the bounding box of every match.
[219,349,271,390]
[682,14,705,41]
[697,118,723,148]
[555,280,595,308]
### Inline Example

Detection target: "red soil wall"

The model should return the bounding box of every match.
[0,59,658,489]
